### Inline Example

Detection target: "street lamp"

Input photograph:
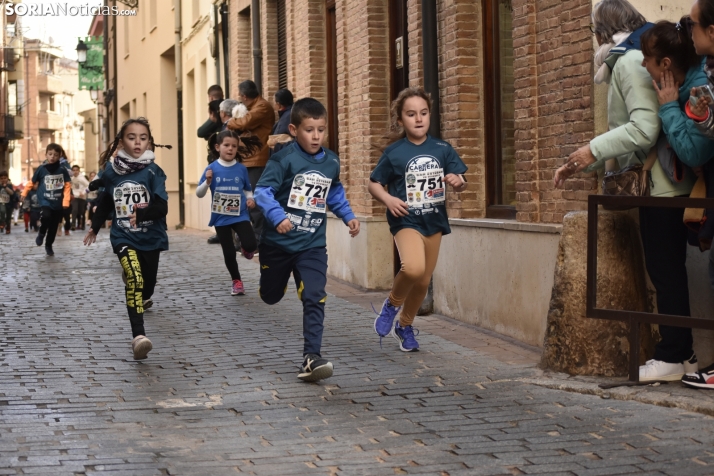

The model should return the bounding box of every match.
[89,87,98,104]
[75,39,87,64]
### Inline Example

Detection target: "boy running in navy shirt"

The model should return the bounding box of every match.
[21,144,71,254]
[0,171,14,234]
[255,98,360,382]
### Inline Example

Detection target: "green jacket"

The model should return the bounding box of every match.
[588,49,694,197]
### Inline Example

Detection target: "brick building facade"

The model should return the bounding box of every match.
[218,0,600,345]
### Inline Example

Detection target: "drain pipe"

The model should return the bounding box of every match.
[422,0,441,139]
[174,0,185,227]
[220,2,230,94]
[419,0,440,315]
[213,4,221,85]
[251,0,262,93]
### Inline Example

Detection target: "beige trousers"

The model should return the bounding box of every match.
[388,228,442,327]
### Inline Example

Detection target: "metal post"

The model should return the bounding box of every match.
[421,0,441,139]
[174,0,185,227]
[251,0,262,93]
[221,2,230,94]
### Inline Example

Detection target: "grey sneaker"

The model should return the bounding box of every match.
[131,335,153,360]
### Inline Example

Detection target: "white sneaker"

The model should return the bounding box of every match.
[639,359,684,382]
[683,353,699,374]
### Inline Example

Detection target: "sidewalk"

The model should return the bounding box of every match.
[326,257,714,418]
[1,228,713,475]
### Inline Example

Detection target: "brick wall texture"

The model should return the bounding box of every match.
[227,0,596,224]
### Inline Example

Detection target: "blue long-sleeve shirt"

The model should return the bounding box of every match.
[255,142,355,253]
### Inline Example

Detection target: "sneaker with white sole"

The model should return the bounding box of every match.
[682,362,714,389]
[639,359,684,382]
[374,298,400,338]
[298,354,333,382]
[231,279,245,296]
[131,335,153,360]
[393,323,420,352]
[143,298,153,310]
[683,353,699,374]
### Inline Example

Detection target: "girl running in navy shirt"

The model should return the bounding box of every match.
[83,118,171,361]
[196,130,261,295]
[370,88,468,352]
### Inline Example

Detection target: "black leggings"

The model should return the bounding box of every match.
[39,207,63,246]
[116,245,161,338]
[215,221,257,281]
[639,206,693,363]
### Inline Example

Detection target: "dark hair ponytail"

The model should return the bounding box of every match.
[207,129,262,163]
[641,17,702,74]
[98,117,172,170]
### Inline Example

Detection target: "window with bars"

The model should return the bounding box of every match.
[277,0,288,90]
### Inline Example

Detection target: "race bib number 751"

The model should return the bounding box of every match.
[406,168,445,208]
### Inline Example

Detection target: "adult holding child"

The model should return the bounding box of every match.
[554,0,702,382]
[227,80,276,247]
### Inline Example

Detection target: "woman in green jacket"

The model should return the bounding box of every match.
[554,0,700,382]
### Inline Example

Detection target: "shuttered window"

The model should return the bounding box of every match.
[277,0,288,90]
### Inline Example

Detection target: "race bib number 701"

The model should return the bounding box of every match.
[114,184,149,218]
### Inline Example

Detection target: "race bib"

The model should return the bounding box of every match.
[113,184,150,218]
[44,174,64,191]
[0,192,8,204]
[212,192,242,216]
[288,173,331,214]
[405,168,445,208]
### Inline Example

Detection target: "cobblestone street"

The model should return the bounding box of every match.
[2,229,714,475]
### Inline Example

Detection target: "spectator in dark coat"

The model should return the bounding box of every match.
[269,89,294,155]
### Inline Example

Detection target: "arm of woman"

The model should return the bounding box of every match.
[660,101,714,167]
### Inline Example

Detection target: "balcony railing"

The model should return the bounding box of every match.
[0,114,21,140]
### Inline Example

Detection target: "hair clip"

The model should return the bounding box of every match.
[676,22,683,31]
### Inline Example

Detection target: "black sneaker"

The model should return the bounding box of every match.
[682,363,714,389]
[45,245,54,256]
[207,234,220,244]
[298,354,333,382]
[35,232,45,246]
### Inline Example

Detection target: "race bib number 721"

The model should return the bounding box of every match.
[288,173,331,214]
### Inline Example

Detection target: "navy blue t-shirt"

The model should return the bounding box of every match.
[199,161,252,227]
[257,143,344,253]
[0,182,14,207]
[102,163,169,253]
[32,164,71,210]
[370,136,467,236]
